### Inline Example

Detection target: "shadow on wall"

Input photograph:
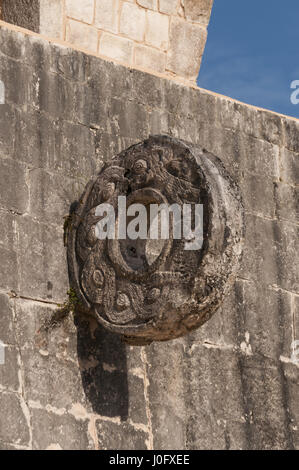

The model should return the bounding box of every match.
[65,194,130,420]
[67,199,129,419]
[74,312,129,420]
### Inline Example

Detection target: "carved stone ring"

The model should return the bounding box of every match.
[67,135,244,345]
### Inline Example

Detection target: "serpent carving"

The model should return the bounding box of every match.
[67,135,244,345]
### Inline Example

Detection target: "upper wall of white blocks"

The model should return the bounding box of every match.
[40,0,214,84]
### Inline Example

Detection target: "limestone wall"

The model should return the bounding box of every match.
[0,0,213,84]
[0,22,298,450]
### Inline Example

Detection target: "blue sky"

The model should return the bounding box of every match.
[198,0,299,118]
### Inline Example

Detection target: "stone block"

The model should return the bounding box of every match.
[130,69,164,108]
[0,293,15,345]
[31,408,90,450]
[0,26,27,61]
[282,117,299,154]
[159,0,179,15]
[21,349,86,410]
[99,33,134,64]
[0,211,16,252]
[0,346,20,393]
[280,148,299,187]
[166,18,207,80]
[14,299,76,355]
[49,46,91,82]
[241,282,293,361]
[274,182,299,224]
[146,341,187,449]
[37,70,77,121]
[239,214,279,287]
[108,98,149,139]
[30,118,97,179]
[184,0,214,25]
[239,173,276,219]
[0,105,16,159]
[294,296,299,347]
[96,419,148,450]
[0,246,18,292]
[282,362,299,448]
[66,20,98,53]
[94,0,119,34]
[16,216,69,302]
[145,11,169,50]
[240,214,299,294]
[28,168,86,225]
[40,0,64,39]
[276,221,299,293]
[120,3,146,42]
[185,346,247,449]
[1,0,40,33]
[239,356,293,449]
[0,158,28,214]
[137,0,158,10]
[0,56,33,107]
[134,45,166,73]
[0,391,30,446]
[66,0,95,24]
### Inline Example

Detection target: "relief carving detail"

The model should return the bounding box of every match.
[67,136,244,345]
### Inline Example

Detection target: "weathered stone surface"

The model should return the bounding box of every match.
[0,392,30,446]
[137,0,158,10]
[21,349,86,410]
[238,356,293,450]
[283,362,299,448]
[166,18,207,79]
[39,0,64,39]
[0,158,28,213]
[184,0,214,25]
[28,168,86,224]
[1,0,40,32]
[0,105,16,158]
[99,33,134,64]
[294,296,299,348]
[36,70,77,121]
[96,420,148,450]
[135,45,166,73]
[240,283,293,361]
[65,0,94,24]
[145,10,169,50]
[17,216,68,302]
[146,341,187,449]
[185,346,247,449]
[0,346,20,392]
[280,148,299,186]
[119,2,146,42]
[66,19,98,53]
[282,117,299,154]
[274,182,299,224]
[0,245,18,292]
[31,408,91,450]
[0,23,298,450]
[159,0,179,15]
[240,173,276,219]
[0,293,15,345]
[94,0,119,34]
[0,56,35,107]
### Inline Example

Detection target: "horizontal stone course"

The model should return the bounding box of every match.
[0,0,214,84]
